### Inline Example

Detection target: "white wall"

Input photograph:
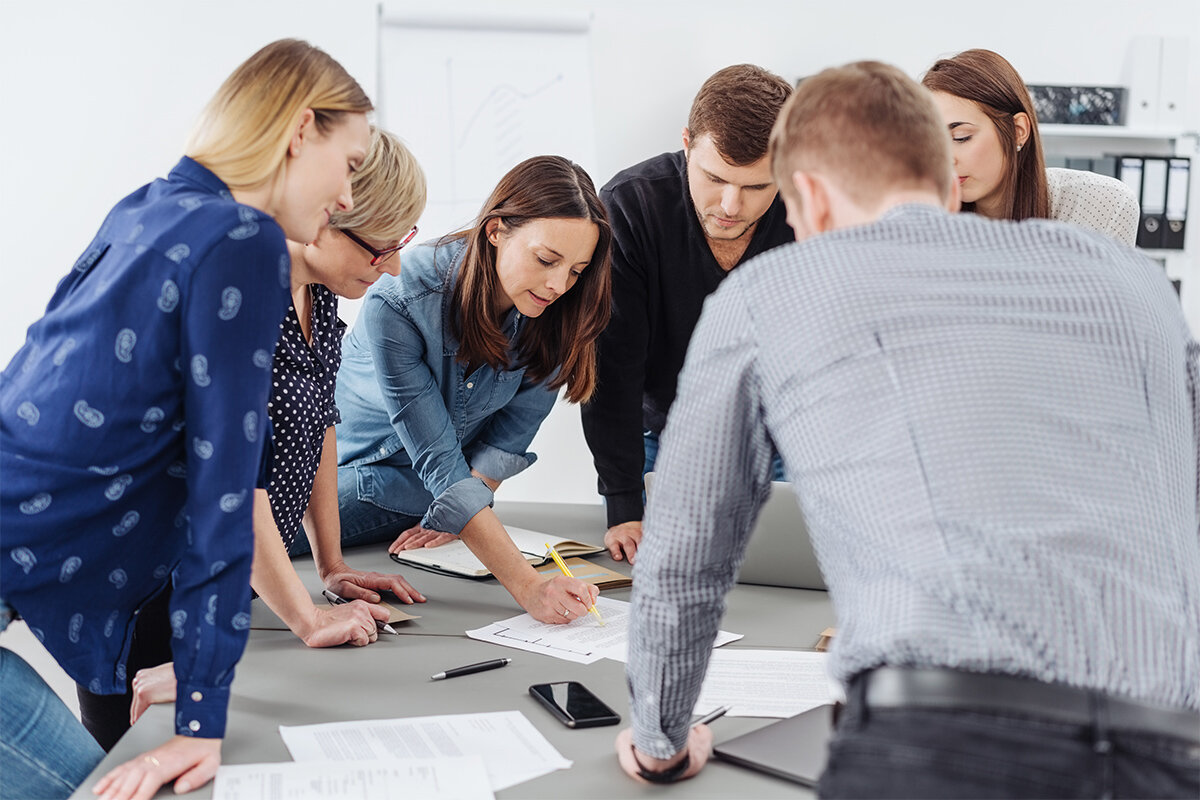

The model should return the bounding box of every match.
[3,1,1198,508]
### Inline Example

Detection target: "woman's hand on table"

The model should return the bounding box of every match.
[129,663,177,726]
[321,560,426,604]
[298,600,383,648]
[92,735,221,800]
[521,574,600,625]
[388,523,456,552]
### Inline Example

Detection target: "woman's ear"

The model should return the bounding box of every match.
[1012,111,1031,150]
[288,108,317,158]
[485,217,503,246]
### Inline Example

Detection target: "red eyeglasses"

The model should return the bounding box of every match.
[340,226,418,266]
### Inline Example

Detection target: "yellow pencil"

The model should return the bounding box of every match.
[545,543,605,625]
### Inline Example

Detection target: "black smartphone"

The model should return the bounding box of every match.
[529,681,621,728]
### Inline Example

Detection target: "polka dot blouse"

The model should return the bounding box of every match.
[265,283,345,550]
[1046,167,1140,247]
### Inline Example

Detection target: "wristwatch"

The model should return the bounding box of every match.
[631,746,691,783]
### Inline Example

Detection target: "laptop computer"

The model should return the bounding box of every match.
[644,474,826,590]
[713,704,835,787]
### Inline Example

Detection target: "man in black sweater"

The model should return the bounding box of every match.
[583,65,794,562]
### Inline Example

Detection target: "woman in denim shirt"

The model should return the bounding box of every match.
[336,156,613,624]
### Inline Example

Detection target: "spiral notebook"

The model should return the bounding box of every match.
[390,526,604,579]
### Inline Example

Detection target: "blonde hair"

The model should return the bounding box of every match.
[186,39,372,192]
[770,61,953,206]
[330,127,426,242]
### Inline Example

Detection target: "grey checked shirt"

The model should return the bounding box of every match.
[627,204,1200,758]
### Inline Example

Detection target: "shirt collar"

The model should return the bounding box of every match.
[168,156,234,200]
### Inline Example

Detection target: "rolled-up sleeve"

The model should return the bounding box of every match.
[360,293,490,535]
[467,374,557,481]
[627,275,775,758]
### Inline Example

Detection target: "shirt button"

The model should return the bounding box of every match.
[466,382,474,389]
[378,446,386,455]
[188,720,201,732]
[191,691,203,702]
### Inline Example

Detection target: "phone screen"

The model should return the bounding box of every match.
[529,682,621,728]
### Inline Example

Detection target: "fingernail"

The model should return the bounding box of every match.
[176,780,191,793]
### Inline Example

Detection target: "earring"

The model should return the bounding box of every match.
[1016,144,1023,152]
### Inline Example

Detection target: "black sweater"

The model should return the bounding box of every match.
[581,151,793,526]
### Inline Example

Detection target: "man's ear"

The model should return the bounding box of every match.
[288,108,316,158]
[681,126,691,155]
[792,171,832,235]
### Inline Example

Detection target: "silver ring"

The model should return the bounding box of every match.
[561,608,570,617]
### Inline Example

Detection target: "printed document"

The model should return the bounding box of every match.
[466,596,742,664]
[279,711,569,791]
[692,649,843,718]
[213,757,493,800]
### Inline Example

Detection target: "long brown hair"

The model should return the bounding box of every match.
[449,156,612,403]
[922,49,1048,220]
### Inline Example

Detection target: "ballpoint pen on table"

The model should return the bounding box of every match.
[321,588,398,635]
[544,543,605,625]
[430,658,512,681]
[693,705,731,727]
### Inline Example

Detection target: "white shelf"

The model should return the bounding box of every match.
[1040,124,1192,141]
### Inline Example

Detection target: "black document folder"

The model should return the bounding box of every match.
[1164,158,1190,250]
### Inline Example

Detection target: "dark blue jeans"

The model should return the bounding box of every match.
[644,429,786,481]
[288,466,422,557]
[819,679,1200,799]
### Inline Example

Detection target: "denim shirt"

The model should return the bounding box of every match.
[0,157,290,739]
[335,236,557,534]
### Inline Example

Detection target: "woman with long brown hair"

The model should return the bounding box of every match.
[923,49,1138,244]
[335,155,612,624]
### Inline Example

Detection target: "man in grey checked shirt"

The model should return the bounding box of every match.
[616,61,1200,798]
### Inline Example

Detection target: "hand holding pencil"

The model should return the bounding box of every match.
[545,543,606,625]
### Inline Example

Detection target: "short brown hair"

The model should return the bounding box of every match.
[448,156,612,404]
[922,49,1049,220]
[688,64,792,166]
[769,61,953,206]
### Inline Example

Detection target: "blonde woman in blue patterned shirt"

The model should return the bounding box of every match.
[0,39,372,800]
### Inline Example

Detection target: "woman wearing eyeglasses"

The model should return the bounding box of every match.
[102,128,429,745]
[335,155,613,625]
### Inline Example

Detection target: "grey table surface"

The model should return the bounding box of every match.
[71,501,834,799]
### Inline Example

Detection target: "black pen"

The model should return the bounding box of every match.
[321,589,398,635]
[693,705,731,727]
[430,658,512,681]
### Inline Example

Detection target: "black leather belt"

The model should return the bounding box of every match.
[860,667,1200,745]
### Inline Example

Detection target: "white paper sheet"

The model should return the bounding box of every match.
[279,711,569,791]
[213,757,494,800]
[465,596,743,664]
[692,649,843,718]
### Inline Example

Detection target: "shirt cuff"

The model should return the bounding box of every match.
[422,476,494,535]
[173,681,231,739]
[464,442,537,482]
[605,490,645,528]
